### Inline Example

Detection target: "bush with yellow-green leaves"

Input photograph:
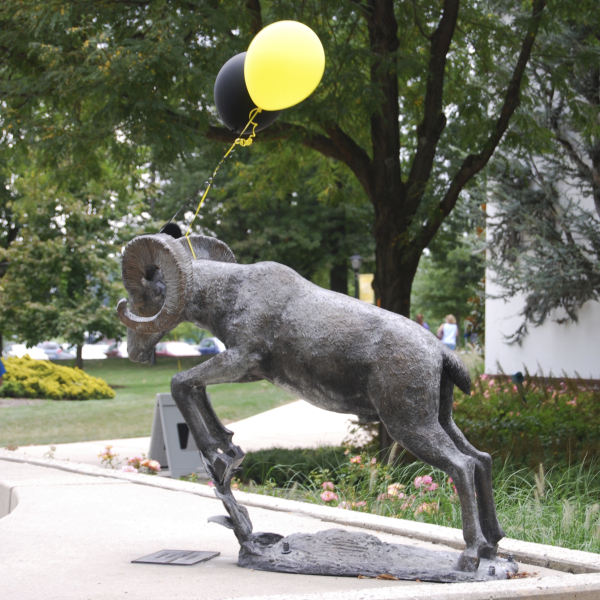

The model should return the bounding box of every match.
[0,356,115,400]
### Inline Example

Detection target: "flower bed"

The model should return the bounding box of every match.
[227,451,600,554]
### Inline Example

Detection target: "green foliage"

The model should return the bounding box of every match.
[238,447,349,487]
[158,147,375,287]
[0,0,562,317]
[0,356,114,400]
[453,374,600,468]
[162,322,209,344]
[0,151,152,353]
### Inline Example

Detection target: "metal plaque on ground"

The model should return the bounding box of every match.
[132,549,220,566]
[148,393,208,479]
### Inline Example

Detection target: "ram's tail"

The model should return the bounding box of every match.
[442,346,471,395]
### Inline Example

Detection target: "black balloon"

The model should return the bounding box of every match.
[214,52,282,134]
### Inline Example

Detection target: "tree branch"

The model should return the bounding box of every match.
[206,122,372,195]
[412,0,433,41]
[420,0,547,249]
[404,0,459,216]
[246,0,262,36]
[367,0,402,196]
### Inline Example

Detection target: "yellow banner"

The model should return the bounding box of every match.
[359,274,375,304]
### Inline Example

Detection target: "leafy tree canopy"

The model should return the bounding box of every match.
[1,0,563,318]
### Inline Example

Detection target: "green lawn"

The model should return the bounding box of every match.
[0,357,297,447]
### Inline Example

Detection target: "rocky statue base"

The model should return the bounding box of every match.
[237,529,518,583]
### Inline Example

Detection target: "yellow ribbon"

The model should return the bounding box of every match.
[185,108,262,259]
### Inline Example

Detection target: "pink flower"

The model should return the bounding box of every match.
[121,465,138,473]
[344,449,350,455]
[350,455,361,464]
[355,501,367,507]
[481,374,489,381]
[488,379,495,388]
[377,493,389,501]
[503,388,509,393]
[321,491,338,502]
[339,501,351,509]
[414,475,433,489]
[371,457,377,465]
[567,399,577,406]
[322,481,335,490]
[207,481,215,487]
[147,460,161,472]
[513,385,518,393]
[470,391,475,396]
[483,390,490,399]
[428,483,439,492]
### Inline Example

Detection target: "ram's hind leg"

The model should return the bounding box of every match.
[381,412,489,572]
[439,372,505,555]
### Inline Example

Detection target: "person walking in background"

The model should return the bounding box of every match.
[437,314,458,351]
[0,357,5,387]
[415,313,430,331]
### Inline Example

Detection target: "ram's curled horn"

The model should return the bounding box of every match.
[179,234,237,263]
[117,234,193,333]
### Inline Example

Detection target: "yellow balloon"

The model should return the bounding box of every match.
[244,21,325,111]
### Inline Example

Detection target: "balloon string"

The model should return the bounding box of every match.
[185,108,262,259]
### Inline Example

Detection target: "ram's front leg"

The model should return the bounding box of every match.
[170,349,260,543]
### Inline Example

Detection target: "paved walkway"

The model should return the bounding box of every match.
[17,400,358,468]
[2,452,599,600]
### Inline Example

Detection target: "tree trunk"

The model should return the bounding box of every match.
[76,344,83,370]
[329,262,348,295]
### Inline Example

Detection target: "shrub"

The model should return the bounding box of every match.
[239,447,349,486]
[0,356,115,400]
[453,374,600,468]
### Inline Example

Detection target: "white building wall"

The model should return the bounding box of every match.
[485,280,600,379]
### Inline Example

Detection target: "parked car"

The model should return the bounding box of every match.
[104,341,129,358]
[196,337,226,356]
[36,341,76,360]
[62,343,110,360]
[2,343,49,360]
[155,341,200,357]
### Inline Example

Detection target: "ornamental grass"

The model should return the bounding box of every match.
[0,356,115,400]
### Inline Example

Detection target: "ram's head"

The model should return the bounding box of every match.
[117,234,192,362]
[117,233,237,362]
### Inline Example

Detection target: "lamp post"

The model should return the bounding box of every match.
[349,254,363,299]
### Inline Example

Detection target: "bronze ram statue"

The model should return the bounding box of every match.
[117,233,505,574]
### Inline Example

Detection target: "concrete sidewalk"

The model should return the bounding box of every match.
[17,400,356,468]
[3,451,600,600]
